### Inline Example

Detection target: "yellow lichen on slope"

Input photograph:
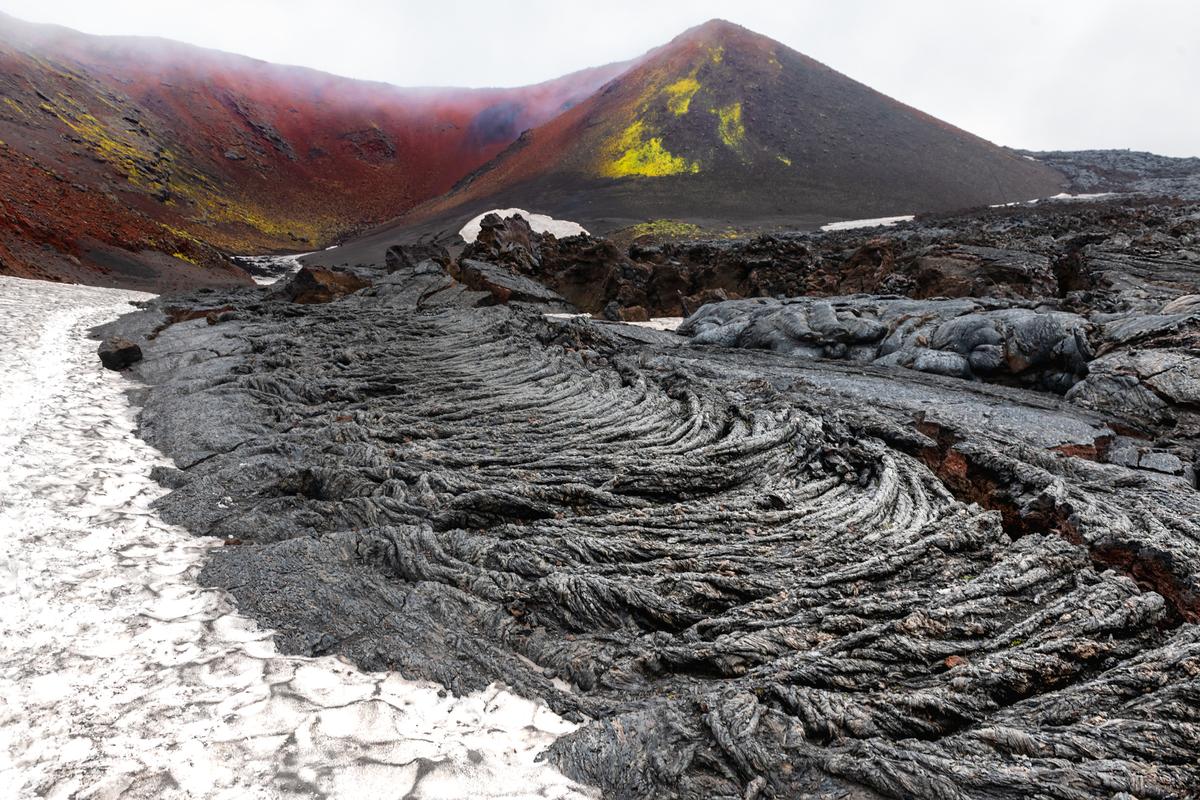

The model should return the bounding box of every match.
[710,46,725,64]
[159,222,204,245]
[3,97,26,116]
[62,114,156,182]
[714,102,746,149]
[663,77,700,115]
[602,120,699,178]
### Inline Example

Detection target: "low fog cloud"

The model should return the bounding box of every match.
[1,0,1196,156]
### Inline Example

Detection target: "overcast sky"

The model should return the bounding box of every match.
[2,0,1197,157]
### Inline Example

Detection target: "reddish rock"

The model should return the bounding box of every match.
[620,305,650,322]
[281,267,371,304]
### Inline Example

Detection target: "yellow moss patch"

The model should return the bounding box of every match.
[30,54,77,82]
[3,97,26,116]
[777,155,792,166]
[159,223,203,245]
[663,77,701,116]
[40,98,161,186]
[630,219,703,239]
[189,191,325,242]
[36,93,333,251]
[171,251,198,265]
[714,102,746,149]
[710,46,725,64]
[602,120,699,178]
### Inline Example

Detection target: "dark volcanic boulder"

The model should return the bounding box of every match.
[384,242,450,272]
[537,235,633,311]
[452,258,572,309]
[460,213,636,312]
[97,337,142,370]
[462,213,544,273]
[279,267,371,304]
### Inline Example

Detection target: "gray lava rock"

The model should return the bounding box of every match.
[1140,451,1184,474]
[679,296,1092,392]
[453,258,571,309]
[104,197,1200,799]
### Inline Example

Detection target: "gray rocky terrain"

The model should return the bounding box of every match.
[1021,150,1200,199]
[99,196,1200,799]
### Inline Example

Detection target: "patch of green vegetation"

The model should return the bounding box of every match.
[714,102,746,149]
[630,219,704,238]
[663,77,701,116]
[621,219,745,244]
[602,120,699,178]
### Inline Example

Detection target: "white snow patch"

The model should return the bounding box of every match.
[237,253,311,285]
[0,275,593,800]
[1044,192,1116,202]
[233,253,312,285]
[460,209,588,244]
[820,215,915,232]
[991,192,1118,209]
[544,312,683,332]
[625,317,684,331]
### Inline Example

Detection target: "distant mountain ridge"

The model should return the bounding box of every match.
[395,20,1065,238]
[0,12,630,288]
[1,15,1068,289]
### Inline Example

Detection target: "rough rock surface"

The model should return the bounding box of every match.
[451,258,572,309]
[1021,149,1200,199]
[450,198,1200,323]
[114,231,1200,798]
[96,336,143,370]
[679,296,1093,393]
[276,266,372,304]
[677,199,1200,481]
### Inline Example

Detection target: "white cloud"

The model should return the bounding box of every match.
[1,0,1196,156]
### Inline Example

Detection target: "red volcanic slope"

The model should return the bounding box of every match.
[394,20,1065,239]
[0,13,630,289]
